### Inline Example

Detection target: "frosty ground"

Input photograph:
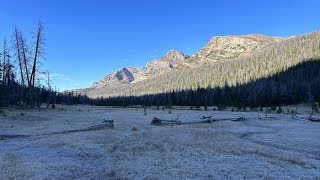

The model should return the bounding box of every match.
[0,105,319,179]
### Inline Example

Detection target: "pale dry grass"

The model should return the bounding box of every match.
[0,105,319,179]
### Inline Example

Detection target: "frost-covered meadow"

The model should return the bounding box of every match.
[0,105,319,179]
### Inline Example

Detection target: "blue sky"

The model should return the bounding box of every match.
[1,0,320,91]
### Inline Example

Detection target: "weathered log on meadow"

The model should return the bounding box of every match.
[151,116,245,126]
[292,115,320,122]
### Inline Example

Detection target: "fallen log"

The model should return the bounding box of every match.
[200,116,213,119]
[151,117,184,125]
[151,116,245,126]
[88,120,114,129]
[0,134,30,141]
[42,120,114,136]
[1,120,115,139]
[309,118,320,122]
[292,115,308,121]
[230,116,246,121]
[292,115,320,122]
[103,119,114,125]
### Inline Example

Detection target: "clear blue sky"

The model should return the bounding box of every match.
[1,0,319,91]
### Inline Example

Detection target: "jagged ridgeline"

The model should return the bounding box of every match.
[78,31,320,106]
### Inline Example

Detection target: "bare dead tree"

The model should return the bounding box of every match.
[20,35,30,86]
[24,22,45,108]
[30,22,44,88]
[45,71,52,108]
[306,91,315,119]
[10,22,46,107]
[2,39,7,84]
[2,38,13,86]
[0,52,2,82]
[13,26,25,85]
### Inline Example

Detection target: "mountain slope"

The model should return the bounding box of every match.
[137,49,189,81]
[79,34,284,93]
[92,67,142,88]
[91,49,189,88]
[77,31,320,98]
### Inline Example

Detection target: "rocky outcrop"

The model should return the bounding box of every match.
[188,34,285,63]
[92,67,142,88]
[91,49,189,87]
[139,49,189,79]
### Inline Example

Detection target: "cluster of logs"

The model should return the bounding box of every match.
[151,116,245,126]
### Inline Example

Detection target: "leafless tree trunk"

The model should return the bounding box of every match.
[26,22,45,108]
[30,22,43,87]
[0,52,2,82]
[45,72,52,108]
[20,36,30,86]
[14,27,25,85]
[2,39,7,84]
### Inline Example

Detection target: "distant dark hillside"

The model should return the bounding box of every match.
[80,31,320,102]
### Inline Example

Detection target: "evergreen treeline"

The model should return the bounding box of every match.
[94,59,320,108]
[0,82,91,107]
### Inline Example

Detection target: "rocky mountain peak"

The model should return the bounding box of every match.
[91,67,142,88]
[160,49,190,64]
[90,50,190,87]
[141,50,189,78]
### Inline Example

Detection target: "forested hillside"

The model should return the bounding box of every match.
[81,32,320,107]
[81,34,283,91]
